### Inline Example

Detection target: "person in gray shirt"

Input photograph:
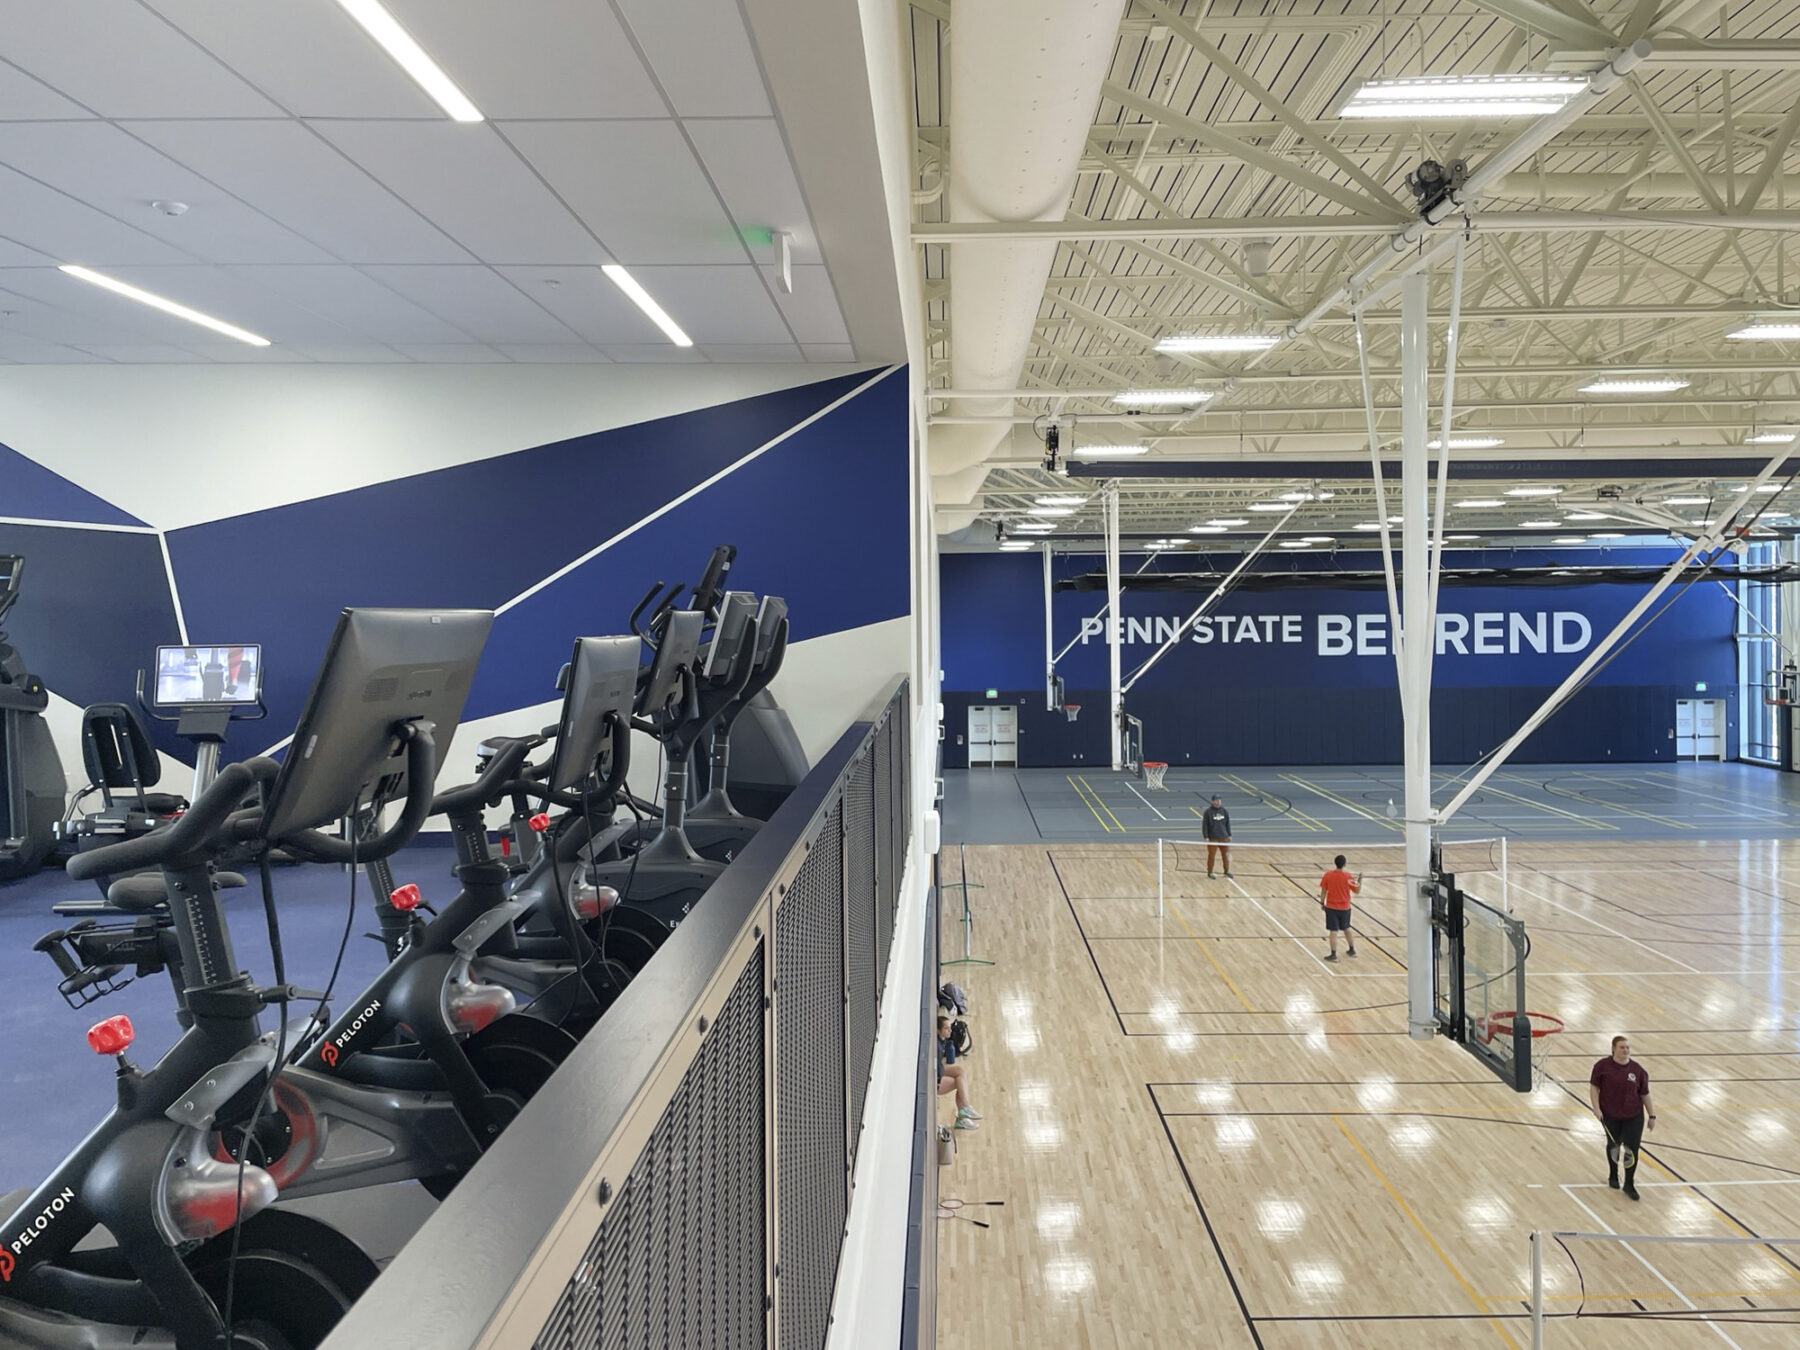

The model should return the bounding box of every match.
[1202,795,1232,879]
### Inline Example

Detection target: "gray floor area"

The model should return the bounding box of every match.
[941,762,1800,844]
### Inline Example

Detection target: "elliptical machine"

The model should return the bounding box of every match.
[0,555,66,881]
[683,593,789,863]
[0,606,493,1350]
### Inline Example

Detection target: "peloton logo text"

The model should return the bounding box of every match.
[1077,609,1594,657]
[319,999,382,1069]
[4,1186,77,1278]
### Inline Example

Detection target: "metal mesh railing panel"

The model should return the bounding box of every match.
[533,950,767,1350]
[872,715,895,996]
[844,752,878,1166]
[776,806,847,1350]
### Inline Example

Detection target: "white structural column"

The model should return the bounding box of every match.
[1400,272,1435,1038]
[1043,541,1056,709]
[1106,483,1124,770]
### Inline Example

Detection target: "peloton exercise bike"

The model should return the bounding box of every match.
[0,555,66,882]
[0,606,495,1350]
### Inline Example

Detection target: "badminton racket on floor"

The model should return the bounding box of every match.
[1601,1118,1637,1173]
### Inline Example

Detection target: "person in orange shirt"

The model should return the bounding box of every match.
[1319,854,1361,961]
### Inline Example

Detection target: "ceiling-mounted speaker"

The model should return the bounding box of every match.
[1243,238,1272,277]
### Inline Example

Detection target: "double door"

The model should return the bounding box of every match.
[967,705,1018,767]
[1675,698,1726,761]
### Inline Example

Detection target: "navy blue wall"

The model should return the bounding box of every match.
[940,549,1738,767]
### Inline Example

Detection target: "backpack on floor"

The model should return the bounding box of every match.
[950,1017,973,1058]
[938,981,968,1016]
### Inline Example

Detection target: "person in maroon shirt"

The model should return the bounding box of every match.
[1589,1035,1656,1200]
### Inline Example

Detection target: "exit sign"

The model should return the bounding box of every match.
[1695,682,1707,692]
[985,688,998,699]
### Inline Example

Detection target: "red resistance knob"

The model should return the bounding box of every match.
[528,813,551,834]
[88,1014,135,1056]
[389,884,423,912]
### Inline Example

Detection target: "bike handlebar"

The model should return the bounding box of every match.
[279,724,438,864]
[68,757,282,880]
[431,735,540,816]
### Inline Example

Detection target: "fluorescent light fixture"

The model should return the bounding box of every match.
[1446,534,1480,540]
[1506,486,1563,497]
[1519,520,1561,528]
[1189,525,1229,534]
[601,264,693,346]
[1747,431,1798,444]
[1110,389,1214,406]
[1338,73,1587,120]
[58,265,271,346]
[1279,540,1314,549]
[1301,535,1335,543]
[1071,444,1150,458]
[1589,532,1626,539]
[1564,511,1609,521]
[1154,334,1281,354]
[1553,536,1586,544]
[1035,494,1084,506]
[1279,490,1335,501]
[1580,376,1689,394]
[1689,519,1714,527]
[1457,499,1504,508]
[1248,503,1294,512]
[1726,322,1800,341]
[336,0,483,122]
[1428,436,1505,450]
[1207,517,1249,527]
[1662,496,1711,506]
[1354,522,1384,531]
[1028,506,1076,517]
[999,541,1034,550]
[1387,515,1404,524]
[1011,522,1057,533]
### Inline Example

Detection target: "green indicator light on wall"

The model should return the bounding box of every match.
[985,689,998,699]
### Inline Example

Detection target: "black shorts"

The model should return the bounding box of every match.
[1324,907,1352,931]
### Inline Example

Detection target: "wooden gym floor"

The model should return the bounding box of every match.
[934,839,1800,1349]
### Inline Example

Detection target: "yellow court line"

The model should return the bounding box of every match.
[1078,775,1127,833]
[1281,773,1404,832]
[1442,774,1617,831]
[1331,1115,1523,1350]
[1066,774,1113,833]
[1224,772,1327,832]
[1134,856,1256,1013]
[1500,771,1689,830]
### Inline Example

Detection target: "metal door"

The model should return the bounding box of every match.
[991,705,1018,767]
[968,705,992,767]
[1695,699,1725,760]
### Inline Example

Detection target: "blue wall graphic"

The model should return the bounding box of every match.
[941,549,1739,767]
[0,367,908,768]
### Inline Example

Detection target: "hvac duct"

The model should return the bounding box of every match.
[931,0,1126,506]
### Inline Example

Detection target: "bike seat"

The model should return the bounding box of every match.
[104,870,248,912]
[332,1044,446,1093]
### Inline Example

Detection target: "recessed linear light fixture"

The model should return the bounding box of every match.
[1428,436,1506,450]
[1553,536,1586,545]
[1153,334,1281,354]
[1011,522,1057,533]
[1278,540,1315,549]
[1726,322,1800,341]
[1035,494,1084,506]
[58,265,270,346]
[1336,73,1587,120]
[1353,523,1386,531]
[1589,533,1626,540]
[1506,486,1564,497]
[1662,496,1711,506]
[1207,518,1249,527]
[1248,502,1295,512]
[336,0,483,122]
[1189,525,1229,534]
[1446,534,1480,541]
[1748,431,1799,444]
[1070,444,1150,458]
[1110,389,1214,406]
[1279,490,1335,501]
[1301,535,1335,544]
[1564,511,1610,521]
[999,540,1035,551]
[1518,520,1562,529]
[1457,499,1505,508]
[1027,506,1077,517]
[1579,376,1689,394]
[601,264,693,346]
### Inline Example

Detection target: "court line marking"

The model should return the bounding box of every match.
[1332,1115,1522,1349]
[1132,856,1254,1012]
[1125,779,1169,821]
[1557,1184,1747,1348]
[1279,772,1404,832]
[1504,874,1706,976]
[1565,1178,1800,1189]
[1077,774,1127,832]
[1065,774,1113,833]
[1445,773,1616,831]
[1521,772,1694,830]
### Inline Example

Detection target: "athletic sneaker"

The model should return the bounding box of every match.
[1224,871,1234,879]
[1346,945,1357,956]
[1324,952,1338,962]
[954,1116,981,1131]
[958,1106,984,1121]
[1608,1173,1620,1190]
[1207,872,1215,879]
[1623,1183,1640,1201]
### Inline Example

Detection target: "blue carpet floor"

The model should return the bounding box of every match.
[0,843,464,1193]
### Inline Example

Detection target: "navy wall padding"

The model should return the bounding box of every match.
[942,550,1740,766]
[0,522,182,753]
[0,441,149,528]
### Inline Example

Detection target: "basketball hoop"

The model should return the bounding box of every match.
[1063,704,1081,723]
[1142,760,1169,789]
[1473,1010,1564,1045]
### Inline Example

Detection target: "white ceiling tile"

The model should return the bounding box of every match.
[0,342,111,363]
[685,119,818,265]
[0,275,176,344]
[358,265,578,343]
[0,234,55,267]
[129,121,474,264]
[615,0,771,117]
[147,0,443,118]
[9,263,357,344]
[74,344,214,362]
[0,59,94,118]
[390,343,512,363]
[388,0,665,118]
[598,345,710,364]
[314,122,607,265]
[495,344,612,363]
[700,343,802,363]
[800,343,857,362]
[501,120,741,265]
[284,344,411,363]
[773,265,851,346]
[0,164,192,266]
[0,123,334,265]
[625,266,790,344]
[175,342,313,363]
[0,0,283,117]
[226,265,470,342]
[493,265,682,345]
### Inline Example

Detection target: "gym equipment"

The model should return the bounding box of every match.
[0,606,491,1350]
[0,555,66,881]
[145,645,265,802]
[684,593,790,862]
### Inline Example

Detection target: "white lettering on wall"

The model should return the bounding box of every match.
[1319,614,1353,656]
[1356,612,1388,657]
[1511,612,1547,654]
[1437,613,1469,655]
[1473,612,1505,654]
[1554,611,1592,652]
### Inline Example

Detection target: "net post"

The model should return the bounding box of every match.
[1157,837,1165,918]
[1529,1230,1544,1350]
[1502,835,1511,913]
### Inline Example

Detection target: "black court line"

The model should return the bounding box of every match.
[1015,770,1046,837]
[1117,1001,1410,1017]
[1160,1107,1581,1135]
[1046,849,1125,1035]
